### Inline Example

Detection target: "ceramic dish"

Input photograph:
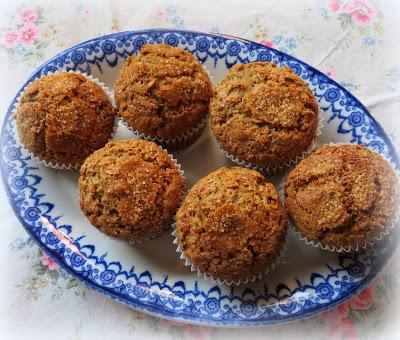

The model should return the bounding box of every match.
[1,29,399,327]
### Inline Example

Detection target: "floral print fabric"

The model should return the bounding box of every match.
[0,1,399,339]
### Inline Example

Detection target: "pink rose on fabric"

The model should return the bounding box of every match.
[155,10,167,19]
[329,0,341,12]
[0,30,19,48]
[328,317,358,340]
[325,67,337,79]
[341,1,359,13]
[321,302,350,321]
[18,24,39,46]
[329,0,376,24]
[41,253,57,271]
[260,40,275,48]
[181,324,212,340]
[18,7,39,24]
[161,320,212,340]
[349,286,375,310]
[349,0,377,24]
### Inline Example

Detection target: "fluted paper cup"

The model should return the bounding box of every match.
[12,69,117,170]
[219,108,325,174]
[171,224,287,286]
[280,142,400,253]
[117,66,214,151]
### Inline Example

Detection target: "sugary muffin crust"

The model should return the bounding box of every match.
[114,43,213,140]
[176,167,287,282]
[79,139,185,242]
[210,62,319,167]
[285,144,400,248]
[15,72,115,165]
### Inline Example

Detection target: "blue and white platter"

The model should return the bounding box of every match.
[1,29,399,327]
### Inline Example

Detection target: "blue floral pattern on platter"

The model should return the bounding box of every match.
[1,29,399,326]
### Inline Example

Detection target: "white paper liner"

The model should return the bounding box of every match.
[219,108,326,174]
[280,142,400,253]
[119,115,207,151]
[171,223,287,286]
[117,65,214,151]
[12,69,117,170]
[77,143,185,244]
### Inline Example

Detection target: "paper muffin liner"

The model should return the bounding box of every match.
[12,69,117,171]
[117,65,214,151]
[171,223,287,286]
[119,116,207,151]
[77,144,186,244]
[279,142,400,253]
[218,108,325,174]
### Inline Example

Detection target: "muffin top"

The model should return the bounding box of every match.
[114,43,213,139]
[210,62,319,167]
[79,139,185,242]
[285,144,399,248]
[15,72,115,165]
[176,167,287,282]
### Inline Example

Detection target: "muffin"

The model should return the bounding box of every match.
[79,139,185,242]
[15,72,115,167]
[114,43,213,149]
[285,144,400,251]
[175,167,287,284]
[210,62,319,170]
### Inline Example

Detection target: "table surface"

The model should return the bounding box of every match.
[1,0,400,339]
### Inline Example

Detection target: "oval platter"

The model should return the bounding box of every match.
[1,29,399,327]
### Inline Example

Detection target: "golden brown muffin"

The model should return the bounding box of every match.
[15,72,115,166]
[285,144,400,250]
[175,167,287,283]
[210,62,319,168]
[79,139,185,242]
[114,43,213,141]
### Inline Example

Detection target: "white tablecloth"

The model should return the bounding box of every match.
[1,1,400,339]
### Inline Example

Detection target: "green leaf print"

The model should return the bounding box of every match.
[66,278,80,290]
[338,13,353,30]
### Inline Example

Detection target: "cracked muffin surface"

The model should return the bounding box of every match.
[210,62,318,167]
[175,167,287,282]
[284,144,400,249]
[79,139,185,242]
[114,43,213,140]
[15,72,115,165]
